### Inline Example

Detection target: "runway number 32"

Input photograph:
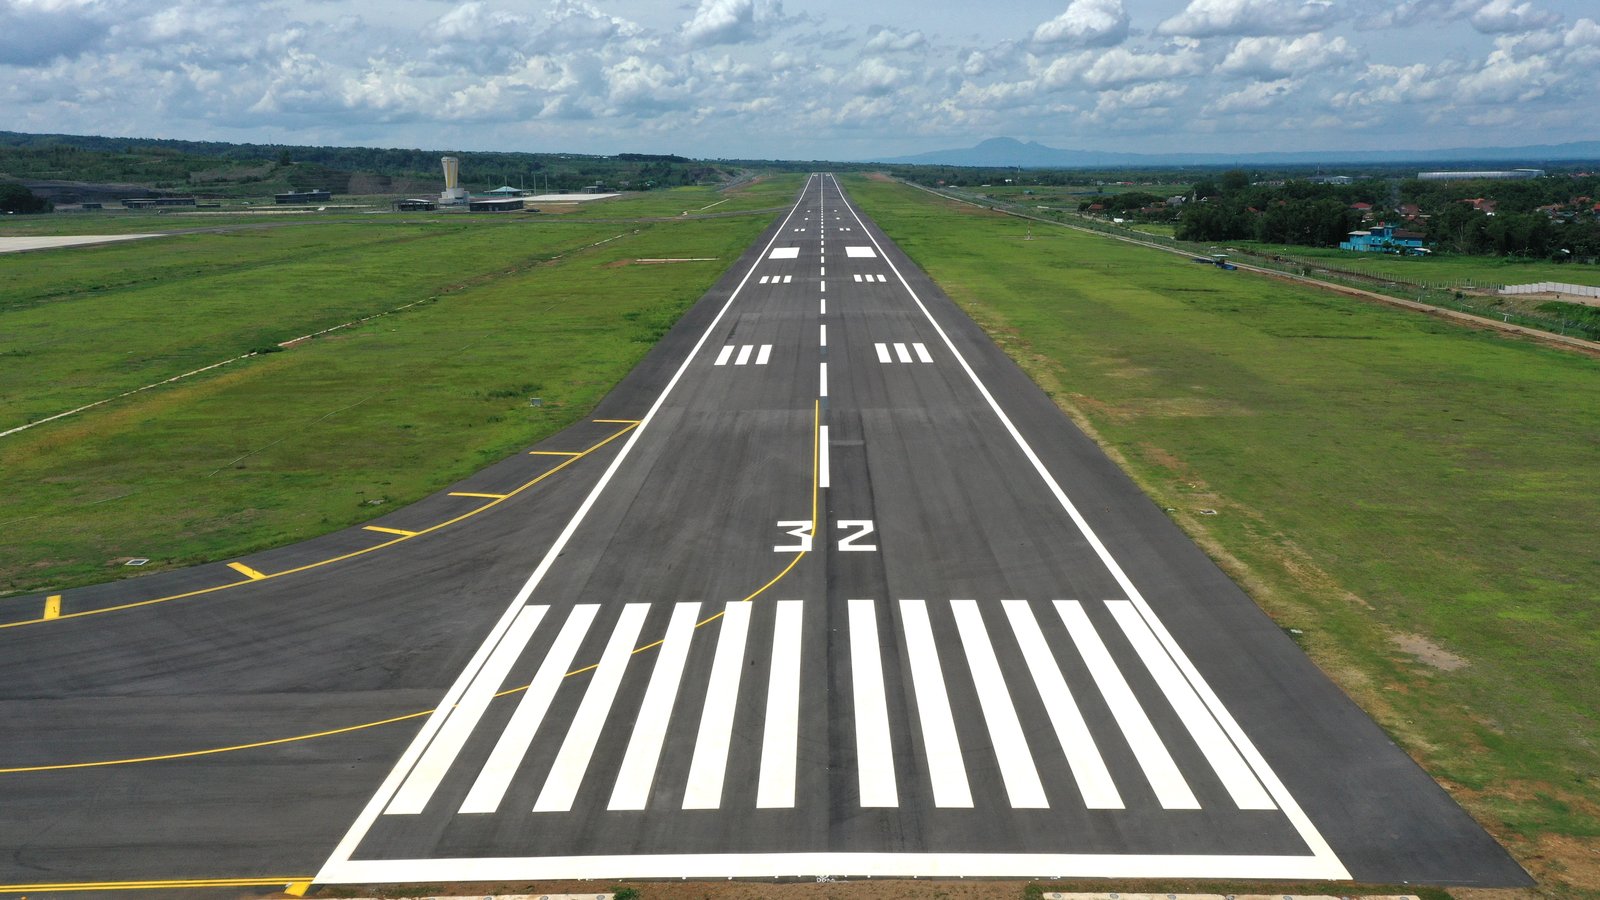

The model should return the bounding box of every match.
[773,520,878,552]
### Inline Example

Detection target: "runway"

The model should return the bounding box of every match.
[0,175,1528,892]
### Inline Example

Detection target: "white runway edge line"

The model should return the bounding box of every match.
[316,176,824,884]
[827,175,1347,880]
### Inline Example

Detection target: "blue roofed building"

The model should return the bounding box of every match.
[1339,224,1429,255]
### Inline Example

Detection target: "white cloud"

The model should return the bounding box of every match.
[865,26,925,53]
[1219,33,1358,77]
[1468,0,1561,33]
[680,0,784,47]
[1157,0,1338,37]
[1207,77,1300,112]
[1031,0,1129,48]
[1080,46,1206,89]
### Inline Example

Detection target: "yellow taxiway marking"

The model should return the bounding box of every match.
[1,420,640,631]
[285,879,312,896]
[43,595,61,620]
[448,491,507,499]
[529,450,582,456]
[226,562,267,581]
[363,525,418,537]
[0,408,819,776]
[0,876,308,892]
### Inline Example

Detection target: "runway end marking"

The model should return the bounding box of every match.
[363,525,418,537]
[285,880,311,896]
[530,450,582,456]
[226,562,267,581]
[449,491,507,499]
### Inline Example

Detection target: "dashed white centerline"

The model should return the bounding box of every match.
[819,324,827,347]
[819,362,828,397]
[818,424,831,489]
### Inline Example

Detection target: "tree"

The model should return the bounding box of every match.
[0,182,51,213]
[1220,169,1250,193]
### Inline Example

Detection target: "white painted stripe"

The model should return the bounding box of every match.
[759,275,770,284]
[949,600,1048,808]
[318,850,1348,884]
[821,267,826,276]
[845,246,876,257]
[756,344,772,366]
[459,605,600,813]
[820,298,826,315]
[714,345,734,366]
[819,425,831,489]
[533,603,651,812]
[877,274,887,282]
[757,600,804,808]
[835,180,1346,876]
[821,256,825,265]
[769,247,800,259]
[854,273,862,282]
[849,599,897,807]
[386,605,549,814]
[682,602,753,809]
[735,345,753,366]
[819,362,828,397]
[1105,601,1275,810]
[608,603,701,810]
[819,324,827,348]
[1055,601,1197,809]
[874,343,891,364]
[893,343,912,364]
[912,343,933,364]
[820,280,826,292]
[1001,601,1122,809]
[898,600,972,807]
[784,275,793,284]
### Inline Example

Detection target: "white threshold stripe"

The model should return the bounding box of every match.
[1106,601,1275,810]
[1055,600,1198,809]
[1001,600,1123,809]
[756,344,772,366]
[819,425,831,489]
[735,344,753,366]
[849,599,898,807]
[714,345,734,366]
[913,342,933,364]
[898,600,973,807]
[893,343,912,364]
[949,600,1048,808]
[874,343,891,364]
[320,850,1344,883]
[819,362,828,397]
[459,605,600,814]
[385,605,549,814]
[314,176,820,882]
[608,602,702,810]
[533,603,651,812]
[833,175,1347,876]
[682,602,753,809]
[756,600,804,808]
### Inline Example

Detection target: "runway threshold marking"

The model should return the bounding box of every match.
[0,419,640,631]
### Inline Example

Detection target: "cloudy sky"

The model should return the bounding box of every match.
[3,0,1597,160]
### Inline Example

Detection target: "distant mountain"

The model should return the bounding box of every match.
[875,136,1600,169]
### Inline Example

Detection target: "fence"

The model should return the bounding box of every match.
[1499,282,1600,298]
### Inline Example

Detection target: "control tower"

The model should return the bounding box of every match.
[440,156,469,204]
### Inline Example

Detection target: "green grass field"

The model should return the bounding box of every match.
[0,176,802,595]
[1232,241,1600,288]
[847,175,1600,893]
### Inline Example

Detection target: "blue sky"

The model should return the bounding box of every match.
[2,0,1597,160]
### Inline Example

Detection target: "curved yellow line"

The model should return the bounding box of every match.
[1,401,823,776]
[0,420,640,631]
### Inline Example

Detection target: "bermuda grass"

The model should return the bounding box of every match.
[844,174,1600,892]
[0,177,804,596]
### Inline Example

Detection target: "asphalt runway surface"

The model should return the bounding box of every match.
[0,175,1528,895]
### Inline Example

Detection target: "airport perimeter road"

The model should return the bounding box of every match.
[0,175,1527,894]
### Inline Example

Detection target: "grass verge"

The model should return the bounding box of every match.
[844,174,1600,894]
[0,177,802,596]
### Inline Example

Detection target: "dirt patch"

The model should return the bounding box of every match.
[1393,632,1469,670]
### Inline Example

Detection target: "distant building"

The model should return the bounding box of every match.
[275,190,331,204]
[468,197,525,212]
[1311,175,1354,185]
[1340,224,1429,254]
[121,197,196,208]
[395,198,437,211]
[484,185,529,197]
[1418,169,1545,181]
